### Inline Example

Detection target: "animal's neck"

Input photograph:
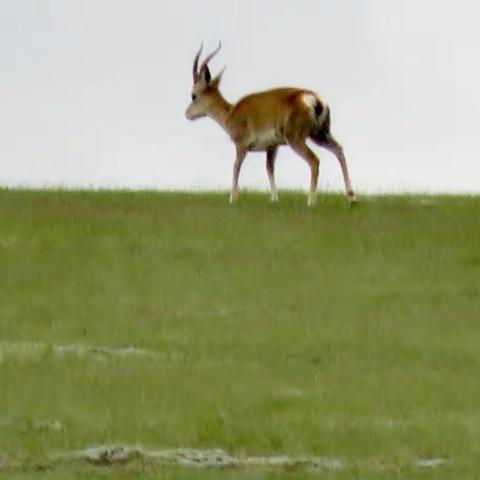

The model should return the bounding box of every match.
[207,90,232,130]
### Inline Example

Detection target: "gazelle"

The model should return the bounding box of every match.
[185,43,355,206]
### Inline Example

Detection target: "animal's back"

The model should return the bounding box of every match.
[226,88,321,149]
[228,88,307,123]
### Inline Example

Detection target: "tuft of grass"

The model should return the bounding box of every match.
[1,189,480,479]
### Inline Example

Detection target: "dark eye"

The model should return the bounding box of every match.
[191,94,197,101]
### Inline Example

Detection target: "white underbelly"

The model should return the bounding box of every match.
[248,129,283,151]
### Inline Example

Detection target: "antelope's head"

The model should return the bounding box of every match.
[185,42,225,121]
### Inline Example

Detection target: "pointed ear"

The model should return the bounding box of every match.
[210,66,226,89]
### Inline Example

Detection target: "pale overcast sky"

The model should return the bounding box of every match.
[1,1,479,193]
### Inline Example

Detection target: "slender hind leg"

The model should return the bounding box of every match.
[288,139,320,207]
[230,146,247,204]
[323,135,356,202]
[266,146,279,202]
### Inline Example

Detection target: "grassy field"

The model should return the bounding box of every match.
[0,189,479,479]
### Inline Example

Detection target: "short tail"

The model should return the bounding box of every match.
[314,100,330,130]
[309,100,331,145]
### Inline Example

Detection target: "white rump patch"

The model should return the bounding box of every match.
[302,93,328,125]
[301,93,319,109]
[302,93,324,122]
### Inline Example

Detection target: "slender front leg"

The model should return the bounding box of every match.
[266,146,279,202]
[230,146,247,204]
[324,135,356,203]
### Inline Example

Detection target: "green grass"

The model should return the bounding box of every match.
[1,189,480,479]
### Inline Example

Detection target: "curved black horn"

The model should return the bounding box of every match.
[192,43,203,81]
[198,42,222,77]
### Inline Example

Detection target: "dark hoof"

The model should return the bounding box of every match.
[347,192,357,207]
